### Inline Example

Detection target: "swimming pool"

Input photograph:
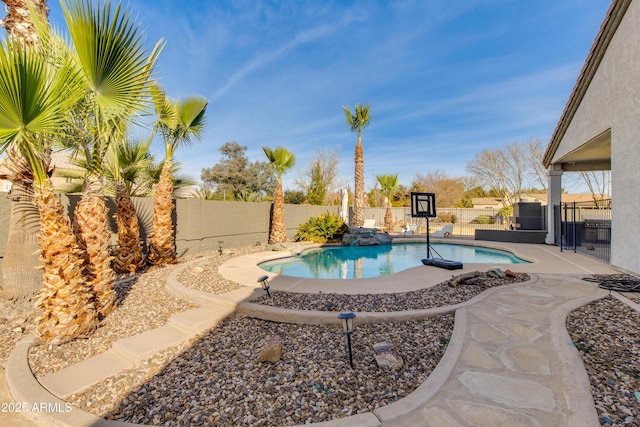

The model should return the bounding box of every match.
[259,242,530,279]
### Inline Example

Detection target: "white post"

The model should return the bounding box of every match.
[546,166,563,244]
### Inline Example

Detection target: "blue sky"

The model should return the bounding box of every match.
[49,1,612,192]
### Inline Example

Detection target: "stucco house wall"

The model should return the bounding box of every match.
[545,0,640,274]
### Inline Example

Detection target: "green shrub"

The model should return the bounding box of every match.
[476,214,495,224]
[437,212,458,224]
[295,213,348,243]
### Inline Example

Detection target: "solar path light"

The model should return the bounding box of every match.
[257,275,271,297]
[338,312,356,368]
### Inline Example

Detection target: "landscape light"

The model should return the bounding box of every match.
[257,275,271,297]
[337,312,356,368]
[218,240,224,255]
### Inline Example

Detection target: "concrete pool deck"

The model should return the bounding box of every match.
[4,239,631,427]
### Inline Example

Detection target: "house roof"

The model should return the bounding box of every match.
[471,197,504,206]
[542,0,632,168]
[522,193,607,204]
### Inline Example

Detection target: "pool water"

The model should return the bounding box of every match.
[259,242,530,279]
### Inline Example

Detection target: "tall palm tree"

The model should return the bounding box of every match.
[105,137,153,273]
[343,103,371,227]
[376,174,398,231]
[0,0,50,300]
[148,85,207,265]
[262,146,295,244]
[0,37,97,343]
[0,0,49,45]
[60,0,161,316]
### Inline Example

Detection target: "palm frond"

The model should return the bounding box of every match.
[262,146,296,177]
[0,40,83,184]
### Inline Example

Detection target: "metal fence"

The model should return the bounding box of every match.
[363,207,506,239]
[553,200,612,261]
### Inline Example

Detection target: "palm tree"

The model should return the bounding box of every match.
[0,0,50,300]
[0,37,97,343]
[262,146,295,244]
[343,103,371,227]
[60,0,161,316]
[376,174,399,231]
[105,138,153,273]
[0,0,49,45]
[148,85,207,265]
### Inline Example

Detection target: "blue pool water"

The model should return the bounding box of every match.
[259,243,530,279]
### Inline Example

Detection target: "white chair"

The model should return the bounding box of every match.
[432,224,454,238]
[402,223,419,236]
[362,219,376,228]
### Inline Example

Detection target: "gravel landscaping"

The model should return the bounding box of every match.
[567,293,640,427]
[251,271,530,312]
[69,316,454,426]
[1,247,639,427]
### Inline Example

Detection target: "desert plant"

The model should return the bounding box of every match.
[437,212,458,224]
[294,213,348,243]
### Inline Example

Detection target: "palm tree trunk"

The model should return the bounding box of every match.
[113,181,145,274]
[269,178,287,244]
[73,174,115,318]
[33,181,97,344]
[148,160,176,265]
[353,137,365,227]
[0,0,49,46]
[1,150,42,300]
[384,205,393,231]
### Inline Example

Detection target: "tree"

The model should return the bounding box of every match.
[376,174,399,230]
[579,171,611,205]
[457,185,488,208]
[306,161,327,205]
[411,170,465,208]
[343,103,371,226]
[60,0,161,316]
[262,146,295,244]
[0,0,49,45]
[284,190,305,204]
[525,138,548,192]
[105,138,153,273]
[148,85,208,265]
[466,142,530,208]
[0,33,97,342]
[294,148,339,205]
[201,141,276,200]
[0,0,50,300]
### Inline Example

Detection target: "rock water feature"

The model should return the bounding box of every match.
[341,227,393,246]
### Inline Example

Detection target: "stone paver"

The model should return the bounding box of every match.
[386,274,608,427]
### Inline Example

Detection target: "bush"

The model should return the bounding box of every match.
[437,212,458,224]
[294,213,348,243]
[475,214,495,224]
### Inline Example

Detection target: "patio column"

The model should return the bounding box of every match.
[546,165,563,244]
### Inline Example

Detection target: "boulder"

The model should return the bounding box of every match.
[258,336,283,363]
[504,269,517,278]
[486,267,505,278]
[373,342,403,370]
[342,228,393,246]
